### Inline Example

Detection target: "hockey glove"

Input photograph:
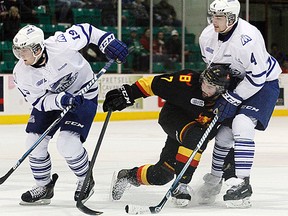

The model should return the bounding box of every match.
[98,32,128,63]
[103,84,134,112]
[214,91,243,122]
[57,92,84,112]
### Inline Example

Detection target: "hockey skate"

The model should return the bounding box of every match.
[74,174,95,203]
[20,173,58,205]
[111,169,140,201]
[171,183,192,207]
[223,177,252,208]
[197,173,222,205]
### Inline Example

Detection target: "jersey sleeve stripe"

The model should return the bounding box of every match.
[135,77,155,97]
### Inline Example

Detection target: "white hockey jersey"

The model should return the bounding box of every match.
[199,18,282,100]
[13,23,107,111]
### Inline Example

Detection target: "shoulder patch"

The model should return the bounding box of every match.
[240,35,252,46]
[56,34,67,42]
[190,98,204,107]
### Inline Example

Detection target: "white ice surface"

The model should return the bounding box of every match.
[0,117,287,216]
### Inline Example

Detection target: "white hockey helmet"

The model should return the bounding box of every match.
[209,0,240,26]
[12,25,45,62]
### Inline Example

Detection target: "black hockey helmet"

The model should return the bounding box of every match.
[200,64,231,94]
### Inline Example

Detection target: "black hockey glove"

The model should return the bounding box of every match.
[214,90,243,122]
[103,84,134,112]
[98,32,128,63]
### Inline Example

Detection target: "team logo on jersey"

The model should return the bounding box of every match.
[56,34,67,42]
[190,98,204,107]
[57,63,68,71]
[64,121,84,128]
[36,78,47,86]
[241,105,259,112]
[241,35,252,46]
[50,72,78,93]
[205,47,214,54]
[99,33,115,53]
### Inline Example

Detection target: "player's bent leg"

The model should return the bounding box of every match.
[20,173,58,205]
[112,163,174,201]
[57,131,93,202]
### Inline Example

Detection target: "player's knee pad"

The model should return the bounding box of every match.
[232,114,256,141]
[26,133,50,158]
[56,131,83,158]
[144,164,174,185]
[215,126,234,149]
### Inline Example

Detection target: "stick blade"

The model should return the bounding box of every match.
[76,201,103,215]
[125,204,155,214]
[0,168,14,185]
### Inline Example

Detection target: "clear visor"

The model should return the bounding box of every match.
[12,44,42,60]
[12,45,33,59]
[207,11,226,24]
[202,78,225,95]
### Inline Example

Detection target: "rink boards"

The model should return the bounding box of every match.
[0,73,287,124]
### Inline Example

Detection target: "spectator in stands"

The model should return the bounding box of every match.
[3,6,21,40]
[131,0,149,27]
[140,28,150,52]
[5,0,38,23]
[100,0,117,26]
[0,0,8,22]
[166,29,181,62]
[122,0,134,9]
[125,27,146,72]
[56,0,86,23]
[153,30,174,71]
[153,0,181,27]
[139,28,150,71]
[153,31,167,56]
[166,29,189,64]
[99,0,128,26]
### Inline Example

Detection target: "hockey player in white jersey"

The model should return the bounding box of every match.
[12,23,128,205]
[197,0,281,208]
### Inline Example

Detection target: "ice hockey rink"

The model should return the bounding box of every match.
[0,116,287,216]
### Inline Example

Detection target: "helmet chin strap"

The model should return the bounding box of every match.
[219,16,238,34]
[219,21,234,34]
[32,49,45,66]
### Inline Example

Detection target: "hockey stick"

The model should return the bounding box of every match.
[0,59,115,185]
[125,115,219,214]
[76,109,112,215]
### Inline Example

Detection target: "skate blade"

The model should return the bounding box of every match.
[19,199,51,206]
[81,188,94,204]
[225,197,252,208]
[109,171,117,201]
[171,197,190,207]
